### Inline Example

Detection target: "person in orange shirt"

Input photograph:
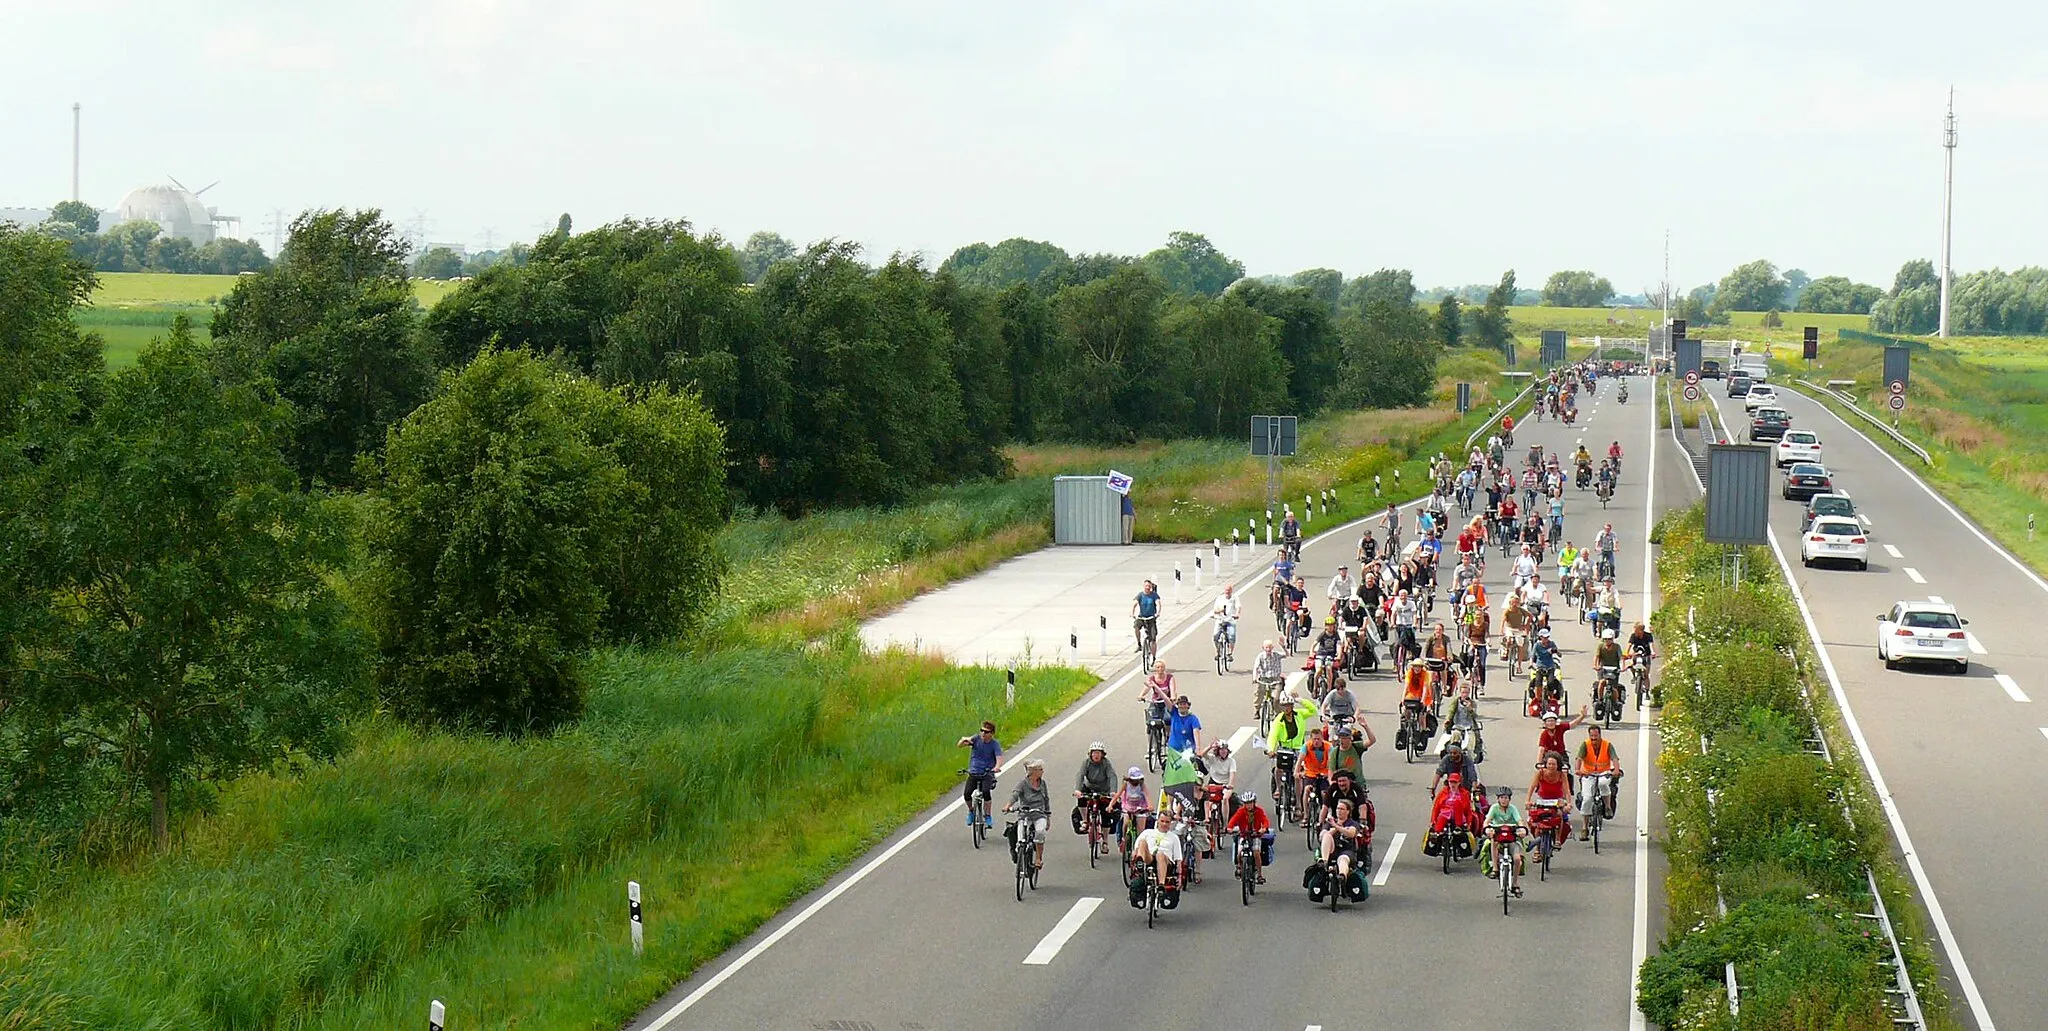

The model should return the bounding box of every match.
[1297,727,1333,818]
[1398,658,1436,751]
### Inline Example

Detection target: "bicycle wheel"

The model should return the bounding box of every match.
[1015,847,1026,902]
[1029,838,1041,890]
[1441,832,1452,875]
[1591,812,1601,855]
[1329,863,1341,912]
[1304,798,1320,850]
[1120,834,1134,887]
[1147,880,1158,928]
[1538,834,1553,881]
[971,797,984,849]
[1501,851,1513,916]
[1240,852,1252,907]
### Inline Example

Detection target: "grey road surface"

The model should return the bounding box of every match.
[1702,382,2038,1031]
[633,375,1689,1031]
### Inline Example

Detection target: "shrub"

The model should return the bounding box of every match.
[1689,644,1802,732]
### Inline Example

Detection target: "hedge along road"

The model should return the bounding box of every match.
[1704,382,2023,1030]
[633,375,1682,1031]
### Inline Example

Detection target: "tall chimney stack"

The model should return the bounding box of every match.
[72,102,81,203]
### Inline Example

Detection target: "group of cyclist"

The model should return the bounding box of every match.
[974,356,1657,908]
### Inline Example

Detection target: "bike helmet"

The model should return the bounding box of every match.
[1089,741,1106,754]
[1239,790,1259,806]
[1537,628,1552,639]
[1126,767,1145,780]
[1497,785,1514,797]
[1211,740,1232,756]
[1447,772,1464,785]
[1603,628,1618,640]
[1324,616,1337,626]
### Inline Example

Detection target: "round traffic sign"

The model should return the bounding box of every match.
[1888,394,1906,411]
[1889,379,1906,396]
[1682,384,1701,402]
[1684,370,1701,386]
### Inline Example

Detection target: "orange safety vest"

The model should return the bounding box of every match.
[1300,738,1332,777]
[1579,737,1616,774]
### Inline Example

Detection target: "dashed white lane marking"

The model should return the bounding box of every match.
[1022,897,1102,965]
[1996,674,2030,703]
[2040,728,2048,743]
[1927,595,1945,604]
[1372,832,1407,885]
[1227,725,1256,755]
[1965,633,1988,656]
[1904,567,1927,584]
[1884,544,1904,559]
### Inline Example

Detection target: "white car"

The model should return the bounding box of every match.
[1875,600,1971,673]
[1743,385,1779,412]
[1800,517,1867,570]
[1775,429,1823,466]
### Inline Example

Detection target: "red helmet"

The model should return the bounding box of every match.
[1446,772,1464,785]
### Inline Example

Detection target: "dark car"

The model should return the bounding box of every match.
[1750,406,1791,442]
[1727,373,1752,397]
[1802,492,1857,530]
[1701,359,1723,379]
[1782,462,1833,500]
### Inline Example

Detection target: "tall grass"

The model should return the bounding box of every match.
[0,645,1095,1029]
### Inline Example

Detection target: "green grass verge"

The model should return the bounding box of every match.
[1640,505,1955,1030]
[91,271,460,308]
[0,644,1097,1028]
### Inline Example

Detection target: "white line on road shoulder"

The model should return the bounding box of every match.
[1996,674,2030,703]
[1762,523,1998,1030]
[1372,832,1406,885]
[1883,544,1904,559]
[1022,897,1102,965]
[1904,566,1927,584]
[1965,633,1988,656]
[1630,375,1656,1031]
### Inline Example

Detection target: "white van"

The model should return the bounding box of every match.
[1732,354,1769,383]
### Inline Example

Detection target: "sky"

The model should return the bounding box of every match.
[4,0,2044,291]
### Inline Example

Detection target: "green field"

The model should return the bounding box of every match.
[1505,304,1871,340]
[81,273,459,367]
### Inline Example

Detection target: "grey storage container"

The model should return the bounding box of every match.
[1053,476,1125,545]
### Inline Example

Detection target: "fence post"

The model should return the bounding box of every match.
[628,881,643,956]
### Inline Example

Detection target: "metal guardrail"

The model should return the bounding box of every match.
[1792,379,1932,465]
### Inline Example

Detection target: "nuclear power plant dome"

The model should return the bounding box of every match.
[115,183,218,244]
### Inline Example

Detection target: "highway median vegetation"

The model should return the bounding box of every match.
[1639,505,1952,1030]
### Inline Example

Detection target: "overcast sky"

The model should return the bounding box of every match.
[5,0,2042,290]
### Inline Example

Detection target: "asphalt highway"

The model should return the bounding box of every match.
[1703,380,2040,1031]
[633,375,1693,1031]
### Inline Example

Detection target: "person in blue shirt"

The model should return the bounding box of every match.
[1132,579,1162,655]
[1271,548,1296,587]
[1527,629,1565,715]
[1167,696,1204,755]
[955,720,1003,829]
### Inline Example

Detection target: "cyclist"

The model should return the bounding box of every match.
[1074,741,1117,836]
[1337,594,1372,671]
[1380,503,1402,552]
[1483,786,1527,896]
[1627,621,1657,663]
[1463,599,1491,688]
[1607,439,1623,474]
[1285,575,1310,640]
[1224,790,1274,883]
[1130,811,1185,902]
[1321,674,1360,731]
[1442,681,1485,762]
[1595,523,1618,580]
[1327,722,1373,784]
[1594,627,1625,709]
[1527,751,1574,848]
[1264,701,1310,812]
[956,720,1002,830]
[1004,759,1052,872]
[1528,628,1563,715]
[1297,726,1333,817]
[1132,579,1162,658]
[1271,547,1297,589]
[1281,509,1303,560]
[1427,771,1482,859]
[1318,798,1370,886]
[1167,695,1203,755]
[1570,549,1595,620]
[1519,572,1549,621]
[1547,491,1566,542]
[1556,539,1580,597]
[1139,660,1175,736]
[1592,577,1622,636]
[1251,638,1286,712]
[1199,739,1239,856]
[1210,583,1241,660]
[1113,767,1152,845]
[1322,766,1373,828]
[1511,543,1538,591]
[1574,724,1623,834]
[1501,592,1530,673]
[1309,615,1343,680]
[1429,737,1481,798]
[1390,589,1421,663]
[1327,564,1356,604]
[1423,621,1455,698]
[1536,706,1591,766]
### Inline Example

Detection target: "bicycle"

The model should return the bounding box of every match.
[1213,622,1235,675]
[1079,794,1111,869]
[1268,749,1298,827]
[1010,807,1046,901]
[1119,809,1151,887]
[1579,776,1610,855]
[1631,651,1652,710]
[1485,825,1522,915]
[1400,699,1427,764]
[959,769,991,849]
[1300,790,1323,851]
[1144,705,1169,772]
[1254,676,1279,736]
[1135,616,1159,670]
[1235,831,1260,906]
[1594,665,1624,726]
[1319,837,1371,911]
[1529,803,1564,881]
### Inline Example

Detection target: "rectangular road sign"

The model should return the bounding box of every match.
[1803,326,1819,361]
[1705,445,1772,546]
[1250,415,1298,456]
[1675,339,1702,380]
[1883,345,1910,393]
[1455,382,1471,413]
[1539,330,1566,366]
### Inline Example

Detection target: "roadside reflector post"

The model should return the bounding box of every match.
[1304,493,1313,523]
[1007,666,1017,707]
[1264,511,1273,546]
[430,1001,445,1031]
[628,881,643,955]
[1374,474,1382,497]
[1173,563,1183,606]
[1231,527,1240,565]
[1098,614,1107,656]
[1067,627,1078,667]
[1193,551,1203,590]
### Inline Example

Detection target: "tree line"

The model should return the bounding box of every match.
[1,212,1490,852]
[1869,259,2048,335]
[34,201,272,275]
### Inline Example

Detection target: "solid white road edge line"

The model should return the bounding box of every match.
[1372,832,1406,885]
[1630,374,1656,1031]
[1022,897,1102,965]
[1883,544,1904,559]
[1904,567,1927,584]
[1760,522,1998,1031]
[1995,674,2030,704]
[1790,382,2048,602]
[1965,633,1988,656]
[643,475,1454,1027]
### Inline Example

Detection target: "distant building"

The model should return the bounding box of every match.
[114,183,235,244]
[0,206,53,228]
